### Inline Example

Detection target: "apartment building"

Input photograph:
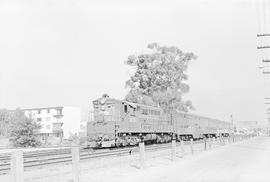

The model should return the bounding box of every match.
[236,121,259,130]
[23,106,81,139]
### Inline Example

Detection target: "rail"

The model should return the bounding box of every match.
[0,134,255,175]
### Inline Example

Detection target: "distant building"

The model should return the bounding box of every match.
[23,106,81,139]
[79,110,94,137]
[236,121,259,129]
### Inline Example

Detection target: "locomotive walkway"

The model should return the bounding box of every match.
[128,136,270,182]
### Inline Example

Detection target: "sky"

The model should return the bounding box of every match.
[0,0,269,124]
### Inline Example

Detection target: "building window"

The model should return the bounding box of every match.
[47,109,50,113]
[142,109,148,115]
[37,110,41,114]
[56,109,62,115]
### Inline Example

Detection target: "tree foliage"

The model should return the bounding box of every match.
[0,109,13,136]
[9,109,41,147]
[125,43,197,113]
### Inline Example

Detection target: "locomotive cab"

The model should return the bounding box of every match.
[87,95,119,147]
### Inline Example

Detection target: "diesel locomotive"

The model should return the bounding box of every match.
[87,95,233,148]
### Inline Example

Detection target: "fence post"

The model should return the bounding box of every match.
[139,142,146,168]
[190,138,194,155]
[10,150,24,182]
[220,136,223,145]
[209,138,213,149]
[180,140,185,157]
[204,138,207,151]
[72,146,80,182]
[171,139,176,161]
[212,137,215,148]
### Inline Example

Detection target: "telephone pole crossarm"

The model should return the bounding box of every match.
[257,46,270,49]
[257,33,270,37]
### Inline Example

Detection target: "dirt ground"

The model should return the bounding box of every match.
[2,136,267,182]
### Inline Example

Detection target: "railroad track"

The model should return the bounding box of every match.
[0,139,223,175]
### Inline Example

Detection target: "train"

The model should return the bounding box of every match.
[87,95,233,148]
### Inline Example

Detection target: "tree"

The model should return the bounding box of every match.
[0,109,13,137]
[9,109,41,147]
[125,43,197,113]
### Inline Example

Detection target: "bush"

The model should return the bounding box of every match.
[9,109,41,147]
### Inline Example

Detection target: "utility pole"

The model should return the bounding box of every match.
[256,0,270,125]
[265,98,270,125]
[256,0,270,75]
[230,114,235,133]
[265,98,270,105]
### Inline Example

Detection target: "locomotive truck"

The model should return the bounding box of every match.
[87,95,233,148]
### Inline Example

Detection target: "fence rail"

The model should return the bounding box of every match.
[0,134,256,182]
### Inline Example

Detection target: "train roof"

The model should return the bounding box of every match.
[123,100,163,110]
[176,111,231,124]
[93,96,230,124]
[93,96,162,110]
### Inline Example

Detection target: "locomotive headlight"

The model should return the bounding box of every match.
[101,105,105,111]
[100,98,106,105]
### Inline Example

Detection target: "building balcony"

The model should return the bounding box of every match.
[53,114,64,118]
[52,122,63,133]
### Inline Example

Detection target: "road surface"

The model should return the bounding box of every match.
[127,136,270,182]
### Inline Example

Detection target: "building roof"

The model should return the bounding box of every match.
[22,106,64,111]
